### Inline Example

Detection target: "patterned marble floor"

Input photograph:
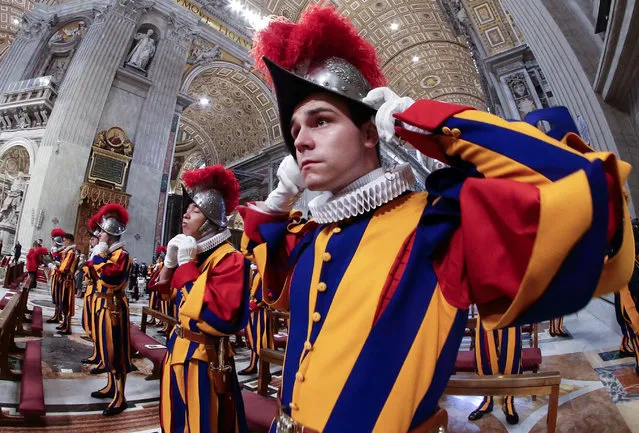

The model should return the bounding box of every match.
[1,285,639,432]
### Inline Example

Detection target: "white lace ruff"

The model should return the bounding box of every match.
[108,241,125,253]
[197,229,231,254]
[308,164,415,224]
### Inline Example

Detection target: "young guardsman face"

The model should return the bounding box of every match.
[182,203,207,239]
[90,236,99,247]
[290,93,379,193]
[63,238,71,247]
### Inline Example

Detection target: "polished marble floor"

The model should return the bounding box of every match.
[1,285,638,432]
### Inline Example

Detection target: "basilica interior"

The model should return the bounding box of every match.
[0,0,638,432]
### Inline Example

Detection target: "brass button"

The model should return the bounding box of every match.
[317,282,327,292]
[290,402,299,410]
[304,341,313,351]
[312,312,321,322]
[295,372,304,382]
[322,252,332,262]
[441,126,452,135]
[332,227,342,234]
[451,128,462,138]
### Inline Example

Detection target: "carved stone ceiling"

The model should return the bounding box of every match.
[461,0,523,56]
[182,65,280,165]
[0,0,35,46]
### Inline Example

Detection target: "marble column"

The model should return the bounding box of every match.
[0,13,54,92]
[500,0,618,154]
[124,14,196,260]
[18,0,153,247]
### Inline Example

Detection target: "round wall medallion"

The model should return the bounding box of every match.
[420,75,441,89]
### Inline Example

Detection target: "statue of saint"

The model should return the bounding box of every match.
[126,29,156,70]
[0,173,25,226]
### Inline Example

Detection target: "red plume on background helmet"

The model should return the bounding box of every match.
[96,203,129,225]
[156,245,167,255]
[88,215,99,232]
[251,4,386,88]
[182,165,240,214]
[50,228,65,238]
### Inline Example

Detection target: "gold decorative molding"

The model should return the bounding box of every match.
[93,126,134,157]
[79,183,130,207]
[88,127,134,190]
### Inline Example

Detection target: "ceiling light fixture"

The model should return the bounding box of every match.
[390,22,399,31]
[12,18,19,26]
[227,0,270,31]
[412,56,419,62]
[199,97,210,105]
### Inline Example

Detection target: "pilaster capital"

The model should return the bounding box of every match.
[166,12,197,50]
[17,13,57,40]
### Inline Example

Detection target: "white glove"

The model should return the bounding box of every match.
[47,263,56,271]
[264,155,306,213]
[177,235,198,266]
[364,87,422,144]
[93,242,108,257]
[164,234,186,269]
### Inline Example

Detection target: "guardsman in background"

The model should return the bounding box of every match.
[88,203,133,416]
[238,262,271,375]
[46,228,66,323]
[468,318,522,424]
[149,165,249,433]
[57,233,79,335]
[81,215,102,366]
[146,245,165,326]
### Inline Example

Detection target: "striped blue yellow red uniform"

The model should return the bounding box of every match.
[241,268,271,374]
[82,259,101,364]
[58,247,79,333]
[239,100,633,432]
[474,316,522,416]
[618,283,639,368]
[147,261,163,324]
[154,242,250,433]
[48,249,64,321]
[615,291,635,353]
[90,246,132,411]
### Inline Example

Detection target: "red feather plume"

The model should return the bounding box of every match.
[156,245,167,255]
[251,4,386,88]
[88,215,99,232]
[50,228,65,238]
[97,203,129,225]
[182,165,240,214]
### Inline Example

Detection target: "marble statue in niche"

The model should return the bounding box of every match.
[126,29,157,71]
[0,173,26,226]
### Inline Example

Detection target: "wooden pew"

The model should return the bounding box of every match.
[0,291,45,425]
[130,306,177,380]
[445,372,561,433]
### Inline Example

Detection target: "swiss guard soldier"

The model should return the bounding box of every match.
[239,5,633,432]
[87,203,132,416]
[149,165,249,433]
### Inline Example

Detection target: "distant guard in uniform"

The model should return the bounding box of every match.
[82,215,102,366]
[57,233,79,335]
[87,203,133,416]
[468,317,522,424]
[149,165,249,433]
[46,228,66,323]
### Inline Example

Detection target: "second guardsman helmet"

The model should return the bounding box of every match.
[95,203,129,236]
[51,228,65,247]
[87,215,101,238]
[181,165,240,234]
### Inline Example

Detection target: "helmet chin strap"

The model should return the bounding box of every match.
[196,219,220,239]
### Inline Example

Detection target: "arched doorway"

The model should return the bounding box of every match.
[0,143,31,256]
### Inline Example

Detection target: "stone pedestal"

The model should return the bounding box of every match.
[0,222,15,256]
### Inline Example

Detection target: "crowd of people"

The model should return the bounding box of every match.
[10,4,639,432]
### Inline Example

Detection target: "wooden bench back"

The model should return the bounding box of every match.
[0,294,21,380]
[445,372,561,432]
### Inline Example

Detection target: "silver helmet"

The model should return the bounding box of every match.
[97,215,127,236]
[52,236,63,247]
[183,184,227,230]
[302,57,372,102]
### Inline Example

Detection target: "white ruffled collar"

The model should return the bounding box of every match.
[308,164,415,224]
[197,228,231,253]
[64,244,76,252]
[108,241,125,253]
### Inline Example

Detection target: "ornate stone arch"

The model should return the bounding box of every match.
[0,137,36,174]
[180,60,280,165]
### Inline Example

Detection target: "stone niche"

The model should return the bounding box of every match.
[0,146,30,255]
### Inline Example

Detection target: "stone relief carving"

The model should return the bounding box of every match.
[187,38,221,65]
[18,14,57,40]
[126,29,157,70]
